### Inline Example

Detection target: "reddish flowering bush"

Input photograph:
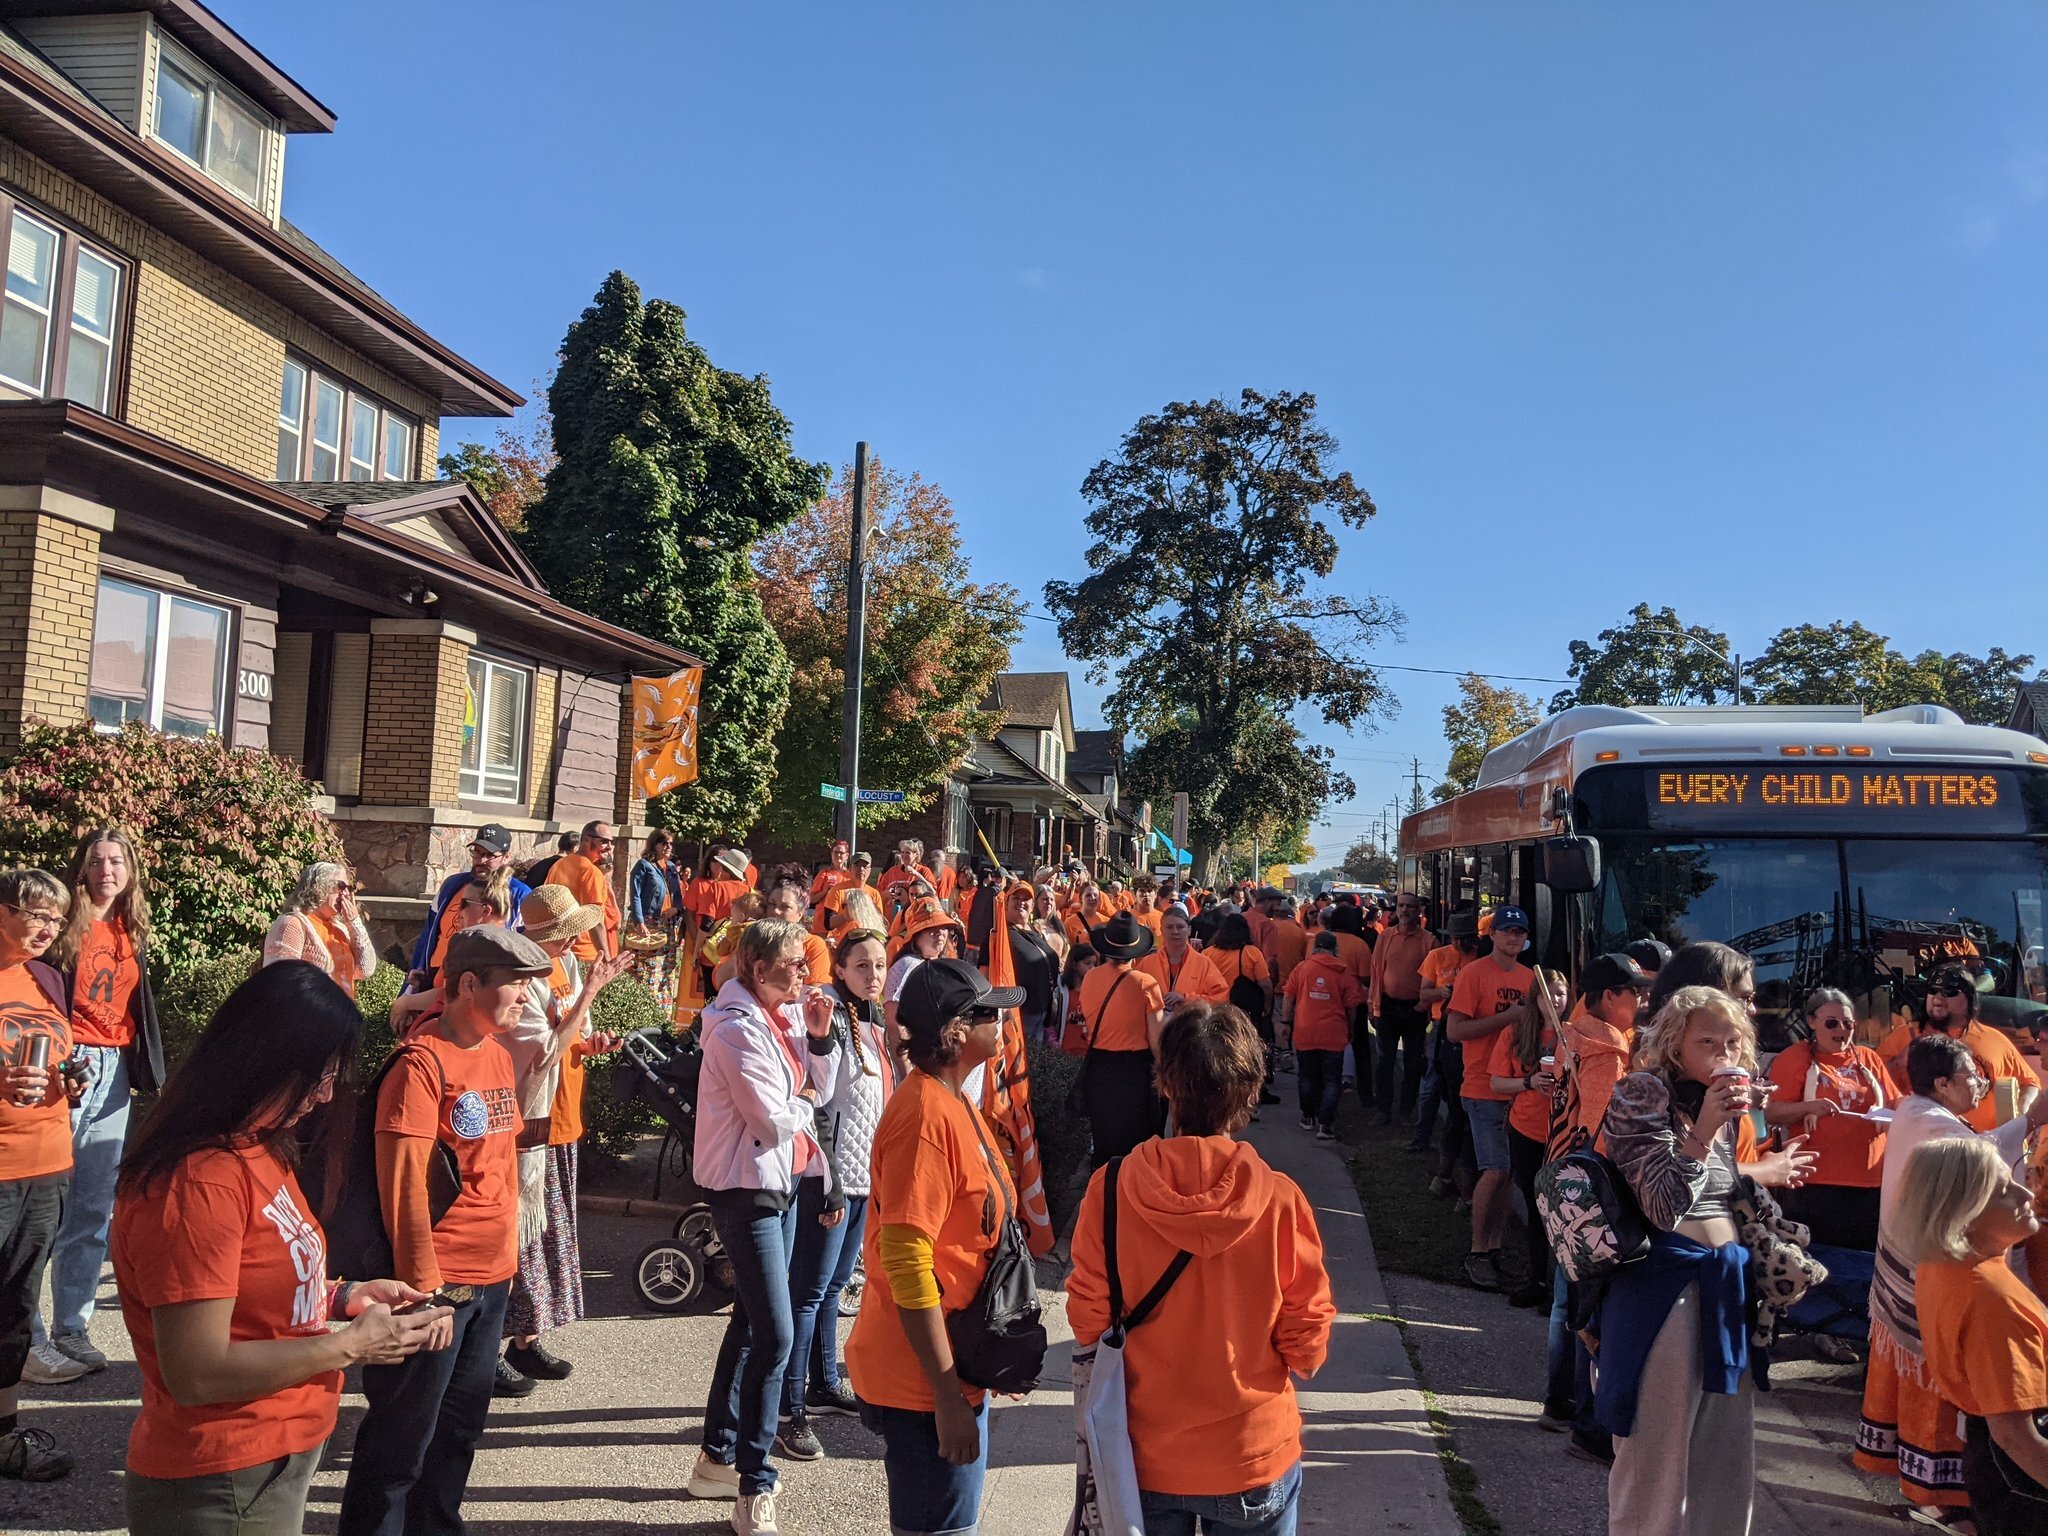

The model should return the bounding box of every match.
[0,722,343,976]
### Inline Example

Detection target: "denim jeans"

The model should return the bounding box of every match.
[1295,1050,1345,1131]
[338,1278,510,1536]
[1139,1461,1302,1536]
[783,1182,868,1416]
[702,1201,799,1495]
[1545,1269,1597,1432]
[33,1044,127,1345]
[861,1398,987,1535]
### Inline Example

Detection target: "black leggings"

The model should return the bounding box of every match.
[1508,1126,1550,1289]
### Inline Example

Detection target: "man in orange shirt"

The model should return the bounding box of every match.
[1280,933,1365,1139]
[931,849,959,908]
[1129,878,1165,946]
[1260,897,1310,993]
[1926,965,2039,1131]
[813,853,877,937]
[808,841,857,908]
[1369,893,1436,1125]
[1323,903,1376,1108]
[544,822,620,964]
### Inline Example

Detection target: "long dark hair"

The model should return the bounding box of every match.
[1211,913,1255,952]
[119,962,363,1197]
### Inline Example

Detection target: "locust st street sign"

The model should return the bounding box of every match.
[820,785,906,804]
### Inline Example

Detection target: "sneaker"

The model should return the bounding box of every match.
[1567,1428,1614,1466]
[838,1275,864,1318]
[1507,1284,1549,1310]
[733,1489,781,1536]
[1811,1333,1860,1364]
[492,1356,536,1398]
[1537,1403,1573,1433]
[687,1451,741,1499]
[1258,1089,1281,1106]
[805,1379,860,1418]
[19,1342,86,1386]
[1463,1250,1501,1292]
[0,1426,71,1481]
[774,1414,824,1461]
[505,1340,573,1380]
[1299,1115,1314,1131]
[49,1333,106,1372]
[1313,1126,1335,1142]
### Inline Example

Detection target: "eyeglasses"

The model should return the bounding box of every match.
[963,1006,1002,1022]
[589,837,616,847]
[0,903,63,933]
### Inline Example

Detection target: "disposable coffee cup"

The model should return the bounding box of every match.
[1712,1064,1755,1107]
[1539,1055,1556,1072]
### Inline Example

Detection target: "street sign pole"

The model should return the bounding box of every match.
[836,442,869,854]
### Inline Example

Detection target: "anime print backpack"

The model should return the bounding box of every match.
[1535,1147,1651,1285]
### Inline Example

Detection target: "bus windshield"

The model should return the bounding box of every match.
[1590,835,2048,1044]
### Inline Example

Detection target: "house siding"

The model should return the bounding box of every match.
[551,667,621,826]
[11,14,148,129]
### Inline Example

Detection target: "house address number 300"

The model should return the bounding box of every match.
[237,669,272,701]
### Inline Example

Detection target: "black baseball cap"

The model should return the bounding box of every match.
[470,823,512,856]
[1578,952,1649,999]
[896,958,1025,1040]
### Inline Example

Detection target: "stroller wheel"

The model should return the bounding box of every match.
[677,1205,721,1257]
[634,1240,706,1313]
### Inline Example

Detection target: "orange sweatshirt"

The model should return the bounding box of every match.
[1558,1003,1634,1156]
[1066,1135,1335,1497]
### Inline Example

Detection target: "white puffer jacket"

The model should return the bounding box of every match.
[693,978,840,1197]
[814,997,893,1198]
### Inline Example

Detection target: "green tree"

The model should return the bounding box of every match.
[519,272,827,838]
[438,413,553,532]
[1895,647,2038,724]
[1551,604,1735,711]
[1045,389,1399,874]
[1434,673,1539,802]
[1340,838,1398,887]
[753,458,1021,845]
[1747,621,1908,709]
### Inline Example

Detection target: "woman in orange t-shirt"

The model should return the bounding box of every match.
[1897,1134,2048,1531]
[113,961,449,1533]
[0,867,87,1481]
[263,862,378,997]
[1138,908,1228,1013]
[1765,988,1893,1251]
[846,956,1026,1536]
[1486,1005,1557,1308]
[1068,1002,1334,1527]
[1076,913,1168,1167]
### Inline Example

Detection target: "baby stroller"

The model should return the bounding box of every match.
[611,1029,733,1312]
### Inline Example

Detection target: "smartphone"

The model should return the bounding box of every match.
[396,1285,473,1313]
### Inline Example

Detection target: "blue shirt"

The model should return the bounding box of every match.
[407,869,533,976]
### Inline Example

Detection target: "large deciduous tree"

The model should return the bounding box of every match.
[439,413,555,532]
[1896,647,2037,724]
[519,272,827,838]
[753,458,1021,845]
[1434,673,1539,802]
[1340,838,1398,887]
[1550,604,1736,711]
[1748,625,2037,722]
[1044,389,1398,876]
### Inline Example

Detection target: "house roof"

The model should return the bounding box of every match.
[969,734,1103,821]
[0,25,521,415]
[0,400,693,673]
[989,671,1072,733]
[1070,728,1121,778]
[275,480,545,592]
[2010,682,2048,741]
[0,0,335,131]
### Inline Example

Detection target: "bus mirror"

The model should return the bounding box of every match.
[1539,836,1602,894]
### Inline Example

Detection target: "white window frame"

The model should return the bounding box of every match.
[2,209,58,395]
[277,357,306,478]
[88,576,234,738]
[278,357,417,484]
[149,37,274,210]
[64,246,120,409]
[460,653,531,804]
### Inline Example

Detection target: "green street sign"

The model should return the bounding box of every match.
[820,783,848,802]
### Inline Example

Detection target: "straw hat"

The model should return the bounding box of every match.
[520,884,602,944]
[711,847,749,880]
[900,896,964,944]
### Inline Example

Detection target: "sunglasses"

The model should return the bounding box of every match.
[1931,981,1970,998]
[963,1005,1002,1022]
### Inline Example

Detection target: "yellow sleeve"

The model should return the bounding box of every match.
[880,1223,942,1309]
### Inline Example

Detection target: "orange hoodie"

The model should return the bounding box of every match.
[1554,1001,1634,1157]
[1066,1136,1336,1497]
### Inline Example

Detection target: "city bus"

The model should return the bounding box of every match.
[1397,702,2048,1047]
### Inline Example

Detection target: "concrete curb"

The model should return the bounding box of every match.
[578,1193,692,1222]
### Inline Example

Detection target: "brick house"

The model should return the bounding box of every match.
[0,1,692,943]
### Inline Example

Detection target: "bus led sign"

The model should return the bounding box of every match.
[1655,770,2001,812]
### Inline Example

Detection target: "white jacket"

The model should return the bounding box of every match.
[693,977,840,1197]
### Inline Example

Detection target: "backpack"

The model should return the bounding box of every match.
[946,1099,1048,1394]
[315,1043,463,1281]
[1535,1147,1650,1285]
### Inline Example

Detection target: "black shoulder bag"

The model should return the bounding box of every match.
[316,1043,464,1281]
[946,1098,1049,1394]
[1065,969,1134,1120]
[1101,1154,1192,1344]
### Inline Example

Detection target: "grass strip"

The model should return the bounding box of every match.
[1359,1307,1503,1536]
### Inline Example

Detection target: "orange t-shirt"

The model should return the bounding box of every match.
[1261,920,1310,990]
[1208,944,1271,993]
[112,1147,336,1479]
[376,1033,521,1286]
[1244,910,1272,948]
[550,853,620,963]
[1764,1041,1891,1188]
[1283,953,1364,1053]
[1077,963,1165,1052]
[1450,958,1534,1102]
[934,864,959,904]
[802,932,833,986]
[1487,1025,1556,1142]
[815,881,879,935]
[1132,907,1165,946]
[1137,946,1228,1006]
[878,863,937,911]
[0,962,72,1180]
[71,916,141,1049]
[845,1071,1016,1411]
[545,960,587,1146]
[1419,944,1470,1021]
[1327,931,1373,992]
[1369,927,1435,1011]
[1919,1254,2048,1420]
[1876,1018,1920,1071]
[809,866,857,906]
[695,876,752,923]
[1958,1022,2040,1133]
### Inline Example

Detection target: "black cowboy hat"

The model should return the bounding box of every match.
[1442,909,1481,940]
[1090,910,1156,961]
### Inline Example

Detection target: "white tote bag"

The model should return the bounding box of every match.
[1067,1157,1192,1536]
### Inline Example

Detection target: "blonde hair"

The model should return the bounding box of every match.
[0,868,69,917]
[838,889,885,933]
[1892,1136,2008,1264]
[1634,984,1757,1077]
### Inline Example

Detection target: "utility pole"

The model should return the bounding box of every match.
[1410,757,1425,813]
[835,442,869,853]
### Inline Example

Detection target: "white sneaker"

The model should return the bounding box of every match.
[732,1489,780,1536]
[19,1342,87,1385]
[50,1333,106,1372]
[687,1451,741,1500]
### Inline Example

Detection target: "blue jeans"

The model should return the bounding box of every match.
[1545,1269,1597,1432]
[861,1398,987,1535]
[33,1044,127,1345]
[783,1181,867,1416]
[1295,1050,1344,1131]
[1140,1461,1302,1536]
[339,1278,510,1536]
[702,1201,799,1495]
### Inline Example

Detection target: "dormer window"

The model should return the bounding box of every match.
[151,40,272,208]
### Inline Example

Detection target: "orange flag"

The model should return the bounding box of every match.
[631,667,704,799]
[982,894,1054,1255]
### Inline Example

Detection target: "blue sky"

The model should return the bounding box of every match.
[254,1,2046,865]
